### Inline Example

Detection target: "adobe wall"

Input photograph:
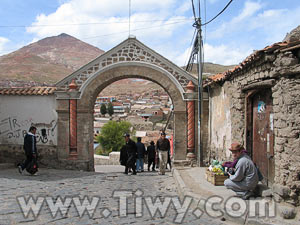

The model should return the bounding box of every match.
[207,83,232,163]
[0,95,58,167]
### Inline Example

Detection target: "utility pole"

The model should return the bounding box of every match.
[194,17,204,167]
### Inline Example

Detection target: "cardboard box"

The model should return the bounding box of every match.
[205,168,228,186]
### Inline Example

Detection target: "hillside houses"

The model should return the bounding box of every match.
[93,88,172,136]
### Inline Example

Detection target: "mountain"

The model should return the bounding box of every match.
[183,63,236,78]
[0,33,233,88]
[0,33,104,87]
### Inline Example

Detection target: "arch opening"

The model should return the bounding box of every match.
[93,78,175,169]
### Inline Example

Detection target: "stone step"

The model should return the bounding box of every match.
[0,163,15,170]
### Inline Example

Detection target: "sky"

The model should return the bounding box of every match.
[0,0,299,66]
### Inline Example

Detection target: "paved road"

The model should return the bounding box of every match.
[0,165,234,225]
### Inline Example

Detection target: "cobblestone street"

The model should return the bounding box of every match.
[0,165,234,225]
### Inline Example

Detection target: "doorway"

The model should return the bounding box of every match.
[247,89,275,186]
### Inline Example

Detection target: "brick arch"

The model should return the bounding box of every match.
[79,62,186,111]
[55,38,197,171]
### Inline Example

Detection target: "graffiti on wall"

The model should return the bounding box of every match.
[0,116,57,145]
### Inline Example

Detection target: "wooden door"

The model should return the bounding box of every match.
[252,89,275,186]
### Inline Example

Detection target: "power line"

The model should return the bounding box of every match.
[81,20,190,40]
[184,29,197,69]
[201,0,233,26]
[0,20,190,54]
[129,0,131,36]
[0,18,193,28]
[191,0,197,21]
[203,0,207,44]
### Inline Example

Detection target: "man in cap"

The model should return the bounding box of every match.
[224,142,258,200]
[156,132,170,175]
[124,133,137,175]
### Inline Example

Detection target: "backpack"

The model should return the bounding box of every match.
[26,159,38,175]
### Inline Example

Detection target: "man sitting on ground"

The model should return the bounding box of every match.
[224,142,258,200]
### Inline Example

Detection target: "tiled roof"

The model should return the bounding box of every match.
[0,87,56,95]
[205,40,300,86]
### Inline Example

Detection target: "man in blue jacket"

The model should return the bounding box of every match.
[136,137,146,172]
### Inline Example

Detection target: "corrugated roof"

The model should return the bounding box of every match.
[205,40,300,86]
[0,87,56,95]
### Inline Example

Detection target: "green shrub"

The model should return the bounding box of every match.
[95,121,132,153]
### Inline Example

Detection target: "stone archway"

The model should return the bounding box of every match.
[55,37,198,171]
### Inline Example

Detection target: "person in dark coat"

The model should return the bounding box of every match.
[146,141,156,171]
[119,145,128,172]
[18,126,38,175]
[136,137,146,172]
[124,133,137,175]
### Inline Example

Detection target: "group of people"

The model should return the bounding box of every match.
[120,132,171,175]
[18,126,261,200]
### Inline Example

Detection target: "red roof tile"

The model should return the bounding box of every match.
[0,87,56,96]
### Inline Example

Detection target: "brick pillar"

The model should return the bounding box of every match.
[186,81,196,161]
[69,80,78,159]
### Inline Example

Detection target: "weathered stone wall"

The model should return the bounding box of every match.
[272,74,300,205]
[0,144,57,168]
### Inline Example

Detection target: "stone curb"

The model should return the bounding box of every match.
[0,163,15,170]
[172,168,296,225]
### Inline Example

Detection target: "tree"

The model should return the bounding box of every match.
[100,104,107,116]
[107,102,114,116]
[96,121,132,152]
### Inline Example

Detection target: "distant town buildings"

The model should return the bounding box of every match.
[93,89,173,138]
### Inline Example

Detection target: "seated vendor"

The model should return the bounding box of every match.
[224,142,258,200]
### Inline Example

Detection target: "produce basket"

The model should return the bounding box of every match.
[205,168,228,186]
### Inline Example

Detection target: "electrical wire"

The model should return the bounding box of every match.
[82,20,189,40]
[191,0,197,21]
[201,0,233,26]
[0,18,193,28]
[0,20,191,54]
[129,0,131,36]
[203,0,207,44]
[184,28,197,69]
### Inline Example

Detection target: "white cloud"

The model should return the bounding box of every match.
[203,43,252,65]
[175,0,191,15]
[249,6,300,44]
[0,37,10,55]
[208,1,263,39]
[173,47,192,66]
[26,0,191,51]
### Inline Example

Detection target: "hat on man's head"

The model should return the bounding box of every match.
[123,133,130,137]
[229,142,244,151]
